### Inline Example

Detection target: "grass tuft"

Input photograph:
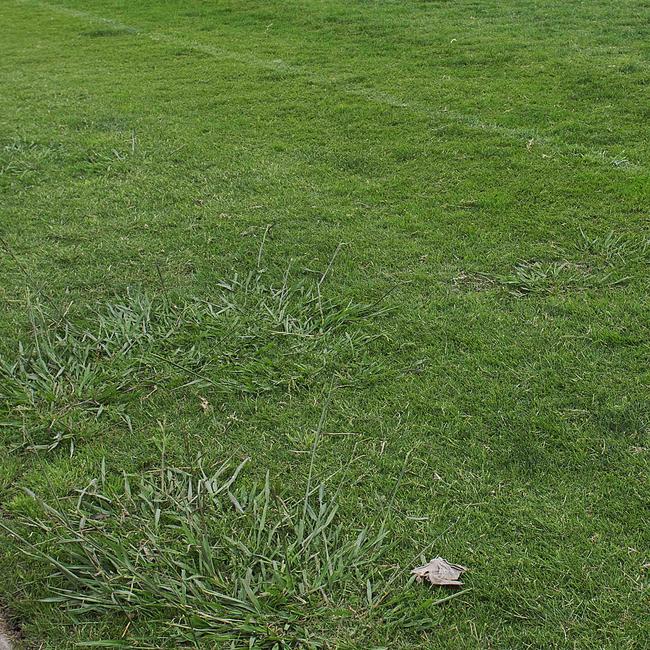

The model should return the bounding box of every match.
[497,260,629,295]
[2,456,422,648]
[1,267,390,454]
[575,230,650,267]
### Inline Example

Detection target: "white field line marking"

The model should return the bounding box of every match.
[16,0,642,171]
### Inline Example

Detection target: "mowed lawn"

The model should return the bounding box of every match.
[1,0,648,647]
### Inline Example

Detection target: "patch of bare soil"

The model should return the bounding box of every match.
[0,611,15,650]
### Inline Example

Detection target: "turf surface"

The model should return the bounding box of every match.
[1,0,648,647]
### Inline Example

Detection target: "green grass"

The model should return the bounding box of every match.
[0,0,648,647]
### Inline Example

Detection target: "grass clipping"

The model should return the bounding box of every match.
[5,459,401,648]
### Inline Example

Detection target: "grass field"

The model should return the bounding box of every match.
[1,0,648,647]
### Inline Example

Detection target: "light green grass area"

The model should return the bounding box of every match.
[1,0,648,647]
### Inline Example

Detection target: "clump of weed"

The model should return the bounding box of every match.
[3,456,420,648]
[0,138,60,186]
[0,290,154,453]
[495,231,648,296]
[498,260,628,296]
[0,267,390,453]
[575,230,649,267]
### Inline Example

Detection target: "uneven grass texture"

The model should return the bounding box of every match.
[1,0,649,648]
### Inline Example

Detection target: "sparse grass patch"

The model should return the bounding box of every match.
[451,271,496,293]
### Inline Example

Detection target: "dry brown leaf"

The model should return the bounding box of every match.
[411,556,467,586]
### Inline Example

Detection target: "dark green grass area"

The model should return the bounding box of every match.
[1,0,648,647]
